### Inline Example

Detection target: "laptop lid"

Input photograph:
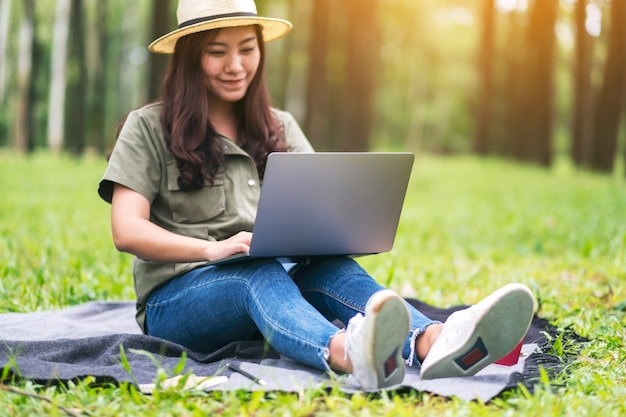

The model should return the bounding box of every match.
[211,151,411,263]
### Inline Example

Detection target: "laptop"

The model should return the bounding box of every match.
[209,152,414,266]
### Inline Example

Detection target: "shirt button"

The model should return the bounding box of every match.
[248,179,257,187]
[223,144,228,150]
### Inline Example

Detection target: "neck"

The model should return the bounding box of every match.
[208,99,238,142]
[208,94,235,117]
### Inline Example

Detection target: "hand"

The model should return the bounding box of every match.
[206,231,252,261]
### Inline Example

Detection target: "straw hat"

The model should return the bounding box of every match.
[149,0,292,54]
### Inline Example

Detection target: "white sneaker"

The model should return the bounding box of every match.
[420,283,536,380]
[344,289,410,390]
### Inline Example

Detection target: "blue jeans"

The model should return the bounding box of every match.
[145,257,436,371]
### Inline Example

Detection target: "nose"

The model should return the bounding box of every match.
[225,52,243,73]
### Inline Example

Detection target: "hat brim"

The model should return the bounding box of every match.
[148,17,292,54]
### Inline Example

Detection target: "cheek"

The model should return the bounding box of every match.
[201,56,218,78]
[246,54,261,76]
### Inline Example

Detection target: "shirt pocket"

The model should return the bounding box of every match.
[166,160,226,223]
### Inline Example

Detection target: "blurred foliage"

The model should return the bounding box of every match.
[0,0,624,167]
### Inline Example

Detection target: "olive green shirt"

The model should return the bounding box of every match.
[98,102,314,332]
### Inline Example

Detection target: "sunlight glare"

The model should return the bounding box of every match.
[585,3,602,37]
[556,22,574,51]
[496,0,528,13]
[434,6,474,27]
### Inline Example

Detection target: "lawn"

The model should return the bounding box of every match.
[0,151,624,416]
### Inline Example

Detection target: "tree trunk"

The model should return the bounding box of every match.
[47,0,71,153]
[28,6,44,151]
[502,11,524,157]
[66,0,87,154]
[304,0,331,150]
[148,0,171,101]
[513,0,558,166]
[473,0,496,155]
[590,0,626,173]
[116,2,139,123]
[88,0,108,152]
[14,0,34,153]
[0,0,12,105]
[335,0,380,151]
[571,0,594,167]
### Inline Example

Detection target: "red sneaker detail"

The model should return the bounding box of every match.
[454,337,488,370]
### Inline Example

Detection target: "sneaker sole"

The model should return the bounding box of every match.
[362,290,410,389]
[420,283,535,380]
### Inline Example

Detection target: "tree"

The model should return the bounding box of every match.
[304,0,331,150]
[571,0,594,167]
[0,0,12,105]
[14,0,34,152]
[47,0,71,153]
[66,0,87,153]
[301,0,380,152]
[334,0,380,151]
[509,0,558,166]
[473,0,496,155]
[501,9,525,157]
[266,0,309,118]
[148,0,172,101]
[589,0,626,172]
[88,0,109,152]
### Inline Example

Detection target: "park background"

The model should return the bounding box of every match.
[1,1,626,414]
[0,0,625,173]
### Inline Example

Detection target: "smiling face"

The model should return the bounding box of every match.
[201,25,261,107]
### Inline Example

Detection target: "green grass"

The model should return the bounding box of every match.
[1,151,625,416]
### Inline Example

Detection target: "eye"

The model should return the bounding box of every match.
[207,49,225,57]
[241,47,256,54]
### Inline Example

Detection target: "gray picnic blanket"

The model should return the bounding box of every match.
[0,299,569,401]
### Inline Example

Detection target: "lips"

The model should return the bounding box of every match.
[220,78,245,87]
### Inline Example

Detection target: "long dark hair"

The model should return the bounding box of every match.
[160,25,286,191]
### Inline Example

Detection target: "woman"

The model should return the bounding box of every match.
[99,0,536,389]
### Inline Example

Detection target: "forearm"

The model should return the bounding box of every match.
[112,216,214,263]
[110,183,251,263]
